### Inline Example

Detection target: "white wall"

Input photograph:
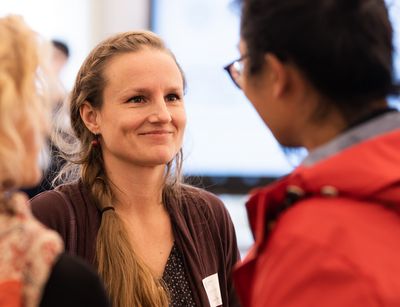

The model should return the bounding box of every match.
[81,0,152,87]
[89,0,150,47]
[0,0,150,89]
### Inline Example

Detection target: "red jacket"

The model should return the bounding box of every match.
[234,129,400,307]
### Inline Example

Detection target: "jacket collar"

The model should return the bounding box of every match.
[246,127,400,255]
[303,111,400,166]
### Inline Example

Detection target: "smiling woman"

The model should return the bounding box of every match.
[30,30,241,307]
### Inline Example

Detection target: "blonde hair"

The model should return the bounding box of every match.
[0,15,52,191]
[56,31,186,306]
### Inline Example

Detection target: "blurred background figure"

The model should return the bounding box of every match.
[48,39,70,115]
[51,39,69,77]
[23,39,70,198]
[0,14,110,307]
[227,0,400,306]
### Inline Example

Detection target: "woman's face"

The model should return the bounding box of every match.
[239,41,285,142]
[94,49,186,169]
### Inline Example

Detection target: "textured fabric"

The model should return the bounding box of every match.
[0,194,63,307]
[234,126,400,307]
[162,243,196,307]
[30,184,241,307]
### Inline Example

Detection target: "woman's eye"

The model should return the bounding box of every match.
[128,96,145,103]
[165,94,180,102]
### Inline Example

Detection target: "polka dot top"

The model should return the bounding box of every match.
[162,243,196,307]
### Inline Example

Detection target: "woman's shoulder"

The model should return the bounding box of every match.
[1,197,63,262]
[30,183,76,216]
[179,185,233,227]
[30,181,83,210]
[181,185,225,211]
[0,197,63,307]
[29,181,84,238]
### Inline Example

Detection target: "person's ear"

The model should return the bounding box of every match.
[80,101,100,134]
[264,53,289,98]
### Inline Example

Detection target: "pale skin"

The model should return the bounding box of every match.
[80,48,186,278]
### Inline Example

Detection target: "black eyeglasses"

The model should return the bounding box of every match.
[223,54,248,89]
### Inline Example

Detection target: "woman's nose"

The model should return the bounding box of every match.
[148,99,172,123]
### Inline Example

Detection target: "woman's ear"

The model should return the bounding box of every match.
[80,101,100,134]
[264,53,289,98]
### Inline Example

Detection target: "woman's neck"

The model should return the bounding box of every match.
[103,157,166,215]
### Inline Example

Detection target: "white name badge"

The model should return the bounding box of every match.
[202,273,223,307]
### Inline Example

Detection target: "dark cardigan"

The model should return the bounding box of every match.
[30,181,241,307]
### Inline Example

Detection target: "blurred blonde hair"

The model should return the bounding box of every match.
[0,15,53,190]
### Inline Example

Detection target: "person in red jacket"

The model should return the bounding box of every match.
[224,0,400,306]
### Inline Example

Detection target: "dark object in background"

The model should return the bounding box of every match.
[23,141,65,198]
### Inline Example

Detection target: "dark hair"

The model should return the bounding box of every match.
[52,39,70,58]
[240,0,400,117]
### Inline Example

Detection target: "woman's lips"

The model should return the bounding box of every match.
[139,130,173,135]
